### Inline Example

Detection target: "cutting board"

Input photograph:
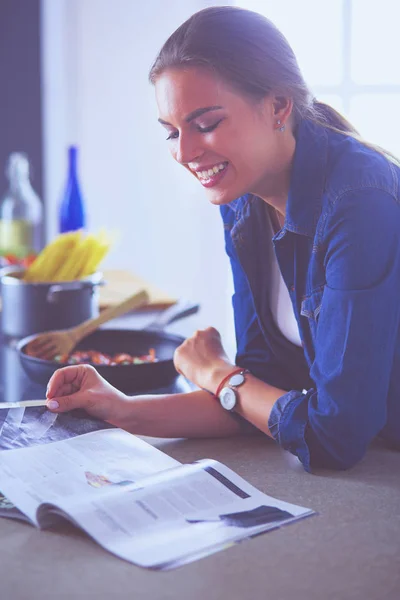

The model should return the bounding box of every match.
[99,270,176,310]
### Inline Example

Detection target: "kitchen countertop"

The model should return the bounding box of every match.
[0,313,399,599]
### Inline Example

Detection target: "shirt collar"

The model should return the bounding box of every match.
[284,119,329,237]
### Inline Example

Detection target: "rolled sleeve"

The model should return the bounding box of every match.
[269,188,400,471]
[268,389,312,471]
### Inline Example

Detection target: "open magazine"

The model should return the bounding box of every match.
[0,428,314,570]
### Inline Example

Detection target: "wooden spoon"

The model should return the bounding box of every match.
[25,289,150,360]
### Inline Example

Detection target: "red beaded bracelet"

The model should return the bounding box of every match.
[215,367,245,399]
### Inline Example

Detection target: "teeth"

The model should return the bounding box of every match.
[196,162,227,180]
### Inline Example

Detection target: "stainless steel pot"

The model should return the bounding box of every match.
[0,267,103,338]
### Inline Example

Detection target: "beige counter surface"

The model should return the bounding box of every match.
[1,434,399,600]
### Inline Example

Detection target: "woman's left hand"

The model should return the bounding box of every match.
[173,327,235,393]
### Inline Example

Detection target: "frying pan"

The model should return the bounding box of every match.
[16,301,199,393]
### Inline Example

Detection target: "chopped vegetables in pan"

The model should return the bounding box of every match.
[53,348,157,366]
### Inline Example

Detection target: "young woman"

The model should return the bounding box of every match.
[46,7,400,471]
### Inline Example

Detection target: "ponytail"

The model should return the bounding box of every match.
[309,101,359,135]
[307,100,400,166]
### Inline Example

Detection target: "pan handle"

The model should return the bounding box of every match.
[146,299,199,331]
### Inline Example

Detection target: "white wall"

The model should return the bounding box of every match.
[41,0,236,351]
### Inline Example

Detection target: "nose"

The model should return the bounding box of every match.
[174,132,202,165]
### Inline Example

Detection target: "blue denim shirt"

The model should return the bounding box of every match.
[220,118,400,472]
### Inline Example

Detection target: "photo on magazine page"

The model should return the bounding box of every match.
[0,405,113,451]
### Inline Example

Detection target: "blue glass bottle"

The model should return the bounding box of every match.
[59,146,86,233]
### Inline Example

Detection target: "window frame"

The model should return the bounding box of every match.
[312,0,400,116]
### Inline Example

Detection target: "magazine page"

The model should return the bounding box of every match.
[0,428,315,569]
[0,404,114,451]
[38,458,315,570]
[0,429,181,526]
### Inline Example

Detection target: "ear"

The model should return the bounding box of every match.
[271,95,293,129]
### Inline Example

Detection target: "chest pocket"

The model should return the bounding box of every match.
[300,286,324,339]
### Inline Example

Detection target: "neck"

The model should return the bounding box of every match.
[251,131,296,218]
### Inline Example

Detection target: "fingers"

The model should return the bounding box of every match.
[46,364,93,399]
[192,326,221,340]
[45,365,115,418]
[46,365,95,413]
[46,366,79,399]
[46,392,87,413]
[173,347,185,377]
[204,326,220,337]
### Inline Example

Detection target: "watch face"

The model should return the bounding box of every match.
[229,373,245,387]
[219,387,237,411]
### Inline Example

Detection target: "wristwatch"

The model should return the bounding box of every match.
[218,370,248,411]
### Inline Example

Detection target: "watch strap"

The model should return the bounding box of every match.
[215,367,245,399]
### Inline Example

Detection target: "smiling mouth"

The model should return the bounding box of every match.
[194,162,227,180]
[193,161,229,188]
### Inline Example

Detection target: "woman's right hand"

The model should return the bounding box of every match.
[46,364,127,424]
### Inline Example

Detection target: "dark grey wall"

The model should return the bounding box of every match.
[0,0,43,201]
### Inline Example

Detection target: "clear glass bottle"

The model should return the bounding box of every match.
[59,146,86,233]
[0,153,43,260]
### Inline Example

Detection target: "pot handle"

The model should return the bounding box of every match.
[146,299,200,331]
[0,265,25,279]
[46,279,106,303]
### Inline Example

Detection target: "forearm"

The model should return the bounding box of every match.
[232,374,285,436]
[111,371,286,439]
[206,365,287,438]
[111,389,244,438]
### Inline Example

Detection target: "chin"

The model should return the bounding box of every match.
[205,188,241,206]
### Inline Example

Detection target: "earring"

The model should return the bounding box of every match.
[276,120,286,132]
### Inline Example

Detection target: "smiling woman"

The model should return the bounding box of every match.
[157,101,230,189]
[45,6,400,473]
[154,66,295,209]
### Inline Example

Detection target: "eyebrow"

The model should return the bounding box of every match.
[158,105,223,126]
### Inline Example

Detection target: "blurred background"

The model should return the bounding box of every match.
[0,0,399,352]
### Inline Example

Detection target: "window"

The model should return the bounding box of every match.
[239,0,400,157]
